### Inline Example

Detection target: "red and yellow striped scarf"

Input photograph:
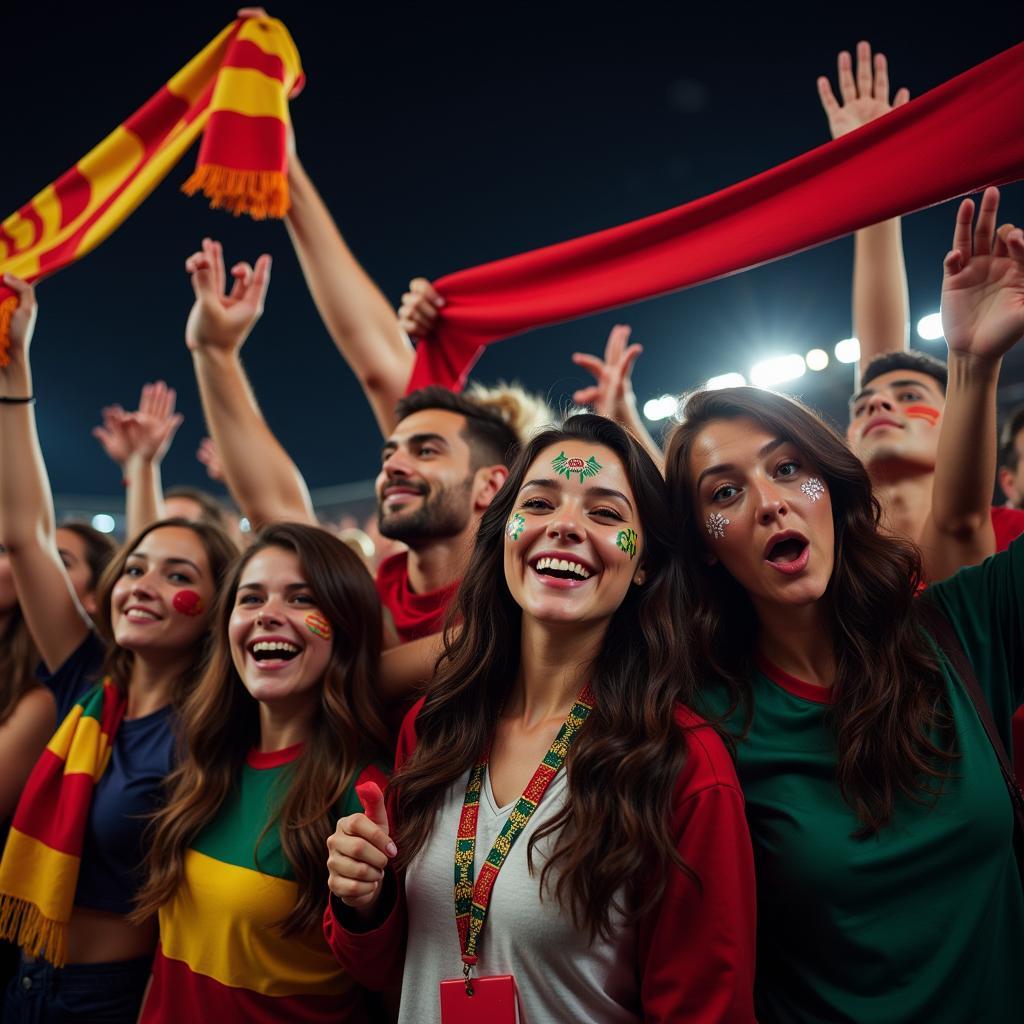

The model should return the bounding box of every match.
[0,13,303,365]
[0,679,126,966]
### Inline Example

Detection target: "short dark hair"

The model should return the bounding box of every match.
[859,351,948,394]
[999,405,1024,471]
[165,486,235,532]
[57,520,117,588]
[393,386,518,469]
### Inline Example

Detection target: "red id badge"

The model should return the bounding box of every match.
[439,975,520,1023]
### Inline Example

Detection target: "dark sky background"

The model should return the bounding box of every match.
[5,3,1022,508]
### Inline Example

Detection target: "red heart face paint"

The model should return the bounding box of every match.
[904,404,941,427]
[304,612,332,641]
[172,589,205,617]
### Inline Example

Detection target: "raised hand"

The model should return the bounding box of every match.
[941,187,1024,361]
[817,41,909,140]
[196,436,225,482]
[1,274,38,361]
[326,781,397,910]
[571,324,643,419]
[397,278,444,338]
[92,381,184,467]
[184,238,271,354]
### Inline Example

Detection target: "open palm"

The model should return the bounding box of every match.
[817,41,909,140]
[942,188,1024,360]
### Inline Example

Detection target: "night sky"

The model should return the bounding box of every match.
[6,3,1022,510]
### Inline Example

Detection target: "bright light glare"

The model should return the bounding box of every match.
[834,337,860,364]
[643,395,680,421]
[239,517,252,533]
[750,354,806,388]
[917,312,944,341]
[91,514,116,534]
[706,372,747,390]
[806,348,829,372]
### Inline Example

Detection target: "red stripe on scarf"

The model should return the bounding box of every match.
[11,754,95,856]
[408,40,1024,392]
[122,87,193,154]
[222,38,287,82]
[196,110,287,173]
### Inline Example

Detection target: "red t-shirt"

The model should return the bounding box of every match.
[375,552,460,644]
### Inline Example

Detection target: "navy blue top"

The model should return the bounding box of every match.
[40,633,176,915]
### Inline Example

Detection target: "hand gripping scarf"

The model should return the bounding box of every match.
[0,679,126,966]
[407,40,1024,393]
[0,13,303,365]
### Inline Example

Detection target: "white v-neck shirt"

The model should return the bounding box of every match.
[398,765,640,1024]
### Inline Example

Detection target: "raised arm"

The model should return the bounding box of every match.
[286,151,414,436]
[185,239,316,528]
[818,42,910,379]
[571,324,665,470]
[920,188,1024,581]
[93,380,184,537]
[0,275,91,670]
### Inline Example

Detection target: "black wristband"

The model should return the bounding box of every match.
[0,395,34,405]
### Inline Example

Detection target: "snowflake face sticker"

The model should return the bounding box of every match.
[506,513,526,541]
[616,528,638,559]
[705,512,730,539]
[801,477,825,502]
[551,451,603,484]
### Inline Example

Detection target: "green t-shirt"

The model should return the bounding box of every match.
[701,539,1024,1024]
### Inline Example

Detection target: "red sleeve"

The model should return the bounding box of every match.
[638,707,757,1023]
[322,699,426,990]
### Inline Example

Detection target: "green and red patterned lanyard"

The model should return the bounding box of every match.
[453,684,595,992]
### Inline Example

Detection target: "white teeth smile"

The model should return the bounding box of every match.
[251,641,301,655]
[126,608,159,621]
[532,557,592,580]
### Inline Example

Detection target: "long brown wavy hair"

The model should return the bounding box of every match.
[392,414,694,940]
[91,518,238,701]
[665,387,956,837]
[134,523,390,935]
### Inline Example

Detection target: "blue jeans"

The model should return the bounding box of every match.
[2,955,151,1024]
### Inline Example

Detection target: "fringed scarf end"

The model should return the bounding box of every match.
[182,165,289,219]
[0,896,67,967]
[0,294,17,368]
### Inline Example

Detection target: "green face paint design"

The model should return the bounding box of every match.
[551,451,603,483]
[616,528,638,559]
[506,513,526,541]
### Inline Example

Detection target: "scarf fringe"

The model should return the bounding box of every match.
[0,895,67,967]
[181,164,289,220]
[0,294,16,368]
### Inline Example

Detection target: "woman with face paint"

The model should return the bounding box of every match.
[134,523,390,1022]
[666,383,1024,1023]
[0,275,238,1024]
[325,415,757,1023]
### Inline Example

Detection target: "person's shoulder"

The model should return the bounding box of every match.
[671,704,741,796]
[990,505,1024,551]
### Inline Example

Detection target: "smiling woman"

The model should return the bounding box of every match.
[134,523,390,1023]
[325,414,757,1023]
[666,385,1024,1022]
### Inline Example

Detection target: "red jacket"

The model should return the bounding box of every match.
[324,699,758,1023]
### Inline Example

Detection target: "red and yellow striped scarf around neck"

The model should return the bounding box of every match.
[0,678,126,966]
[0,13,303,365]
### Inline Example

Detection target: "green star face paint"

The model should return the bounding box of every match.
[506,513,526,541]
[616,528,638,559]
[551,451,603,483]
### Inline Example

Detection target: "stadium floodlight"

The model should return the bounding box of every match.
[92,513,116,534]
[917,312,944,341]
[750,354,806,388]
[805,348,829,371]
[642,395,680,421]
[834,337,860,364]
[706,372,747,390]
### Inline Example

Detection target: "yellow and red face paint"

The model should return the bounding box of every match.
[172,590,205,617]
[304,613,332,641]
[904,404,941,427]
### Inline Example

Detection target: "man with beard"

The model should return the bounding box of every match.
[181,238,515,646]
